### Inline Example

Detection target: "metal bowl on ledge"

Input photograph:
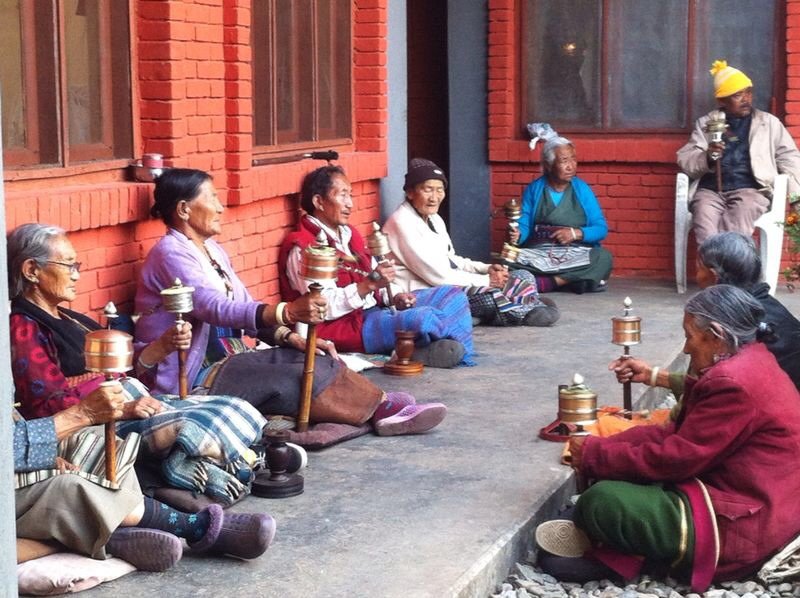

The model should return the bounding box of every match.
[130,161,165,183]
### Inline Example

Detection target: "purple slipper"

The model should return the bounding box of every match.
[189,503,276,560]
[106,527,183,572]
[374,403,447,436]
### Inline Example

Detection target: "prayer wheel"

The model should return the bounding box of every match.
[499,242,521,263]
[611,297,641,347]
[611,296,642,416]
[160,278,195,315]
[502,198,522,263]
[557,373,597,434]
[84,329,134,374]
[366,221,391,259]
[301,231,339,280]
[161,279,195,399]
[84,327,133,484]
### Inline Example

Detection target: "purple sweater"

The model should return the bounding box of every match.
[134,228,261,396]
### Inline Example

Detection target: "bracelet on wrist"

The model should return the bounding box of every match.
[138,354,157,370]
[283,302,296,325]
[649,366,661,387]
[570,228,577,241]
[275,302,287,326]
[274,326,293,347]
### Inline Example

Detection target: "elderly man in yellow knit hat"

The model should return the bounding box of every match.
[677,60,800,244]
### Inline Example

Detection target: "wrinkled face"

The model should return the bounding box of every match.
[719,87,753,118]
[315,174,353,228]
[682,313,719,373]
[407,179,446,219]
[184,180,223,240]
[548,145,577,187]
[695,258,718,289]
[35,235,80,305]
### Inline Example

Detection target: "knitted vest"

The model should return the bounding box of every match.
[278,216,376,352]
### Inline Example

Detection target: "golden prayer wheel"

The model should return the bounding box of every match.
[366,221,391,258]
[503,198,521,222]
[84,327,133,484]
[557,373,597,432]
[84,329,134,374]
[301,231,339,280]
[611,296,641,347]
[499,242,520,262]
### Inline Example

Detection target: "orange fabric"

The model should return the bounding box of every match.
[561,406,671,464]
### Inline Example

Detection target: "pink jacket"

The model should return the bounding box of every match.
[582,342,800,584]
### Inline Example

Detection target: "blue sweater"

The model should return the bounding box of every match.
[518,175,608,246]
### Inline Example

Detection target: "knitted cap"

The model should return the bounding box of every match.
[710,60,753,99]
[404,158,448,191]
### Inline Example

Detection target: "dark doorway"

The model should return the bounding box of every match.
[407,0,449,224]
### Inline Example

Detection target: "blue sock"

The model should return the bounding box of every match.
[137,497,209,542]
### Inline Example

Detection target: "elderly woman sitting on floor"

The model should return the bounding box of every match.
[135,168,446,437]
[382,158,560,327]
[14,389,275,573]
[510,136,613,294]
[536,285,800,592]
[8,223,266,504]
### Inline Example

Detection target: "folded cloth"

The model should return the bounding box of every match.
[560,407,672,465]
[115,395,265,467]
[17,552,136,595]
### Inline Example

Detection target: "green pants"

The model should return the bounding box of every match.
[575,480,695,576]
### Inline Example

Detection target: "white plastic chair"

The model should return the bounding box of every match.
[674,172,787,295]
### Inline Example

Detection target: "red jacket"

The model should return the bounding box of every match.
[278,216,378,352]
[582,342,800,585]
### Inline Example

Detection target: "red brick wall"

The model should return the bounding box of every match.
[488,0,800,282]
[4,0,387,315]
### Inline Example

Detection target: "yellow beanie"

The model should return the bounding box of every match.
[710,60,753,99]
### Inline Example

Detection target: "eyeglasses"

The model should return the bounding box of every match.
[45,260,82,274]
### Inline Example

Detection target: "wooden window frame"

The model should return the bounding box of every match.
[3,0,136,179]
[519,0,786,136]
[251,0,353,163]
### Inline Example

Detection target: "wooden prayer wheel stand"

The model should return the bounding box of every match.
[84,317,134,484]
[611,296,642,418]
[251,430,304,498]
[160,278,195,399]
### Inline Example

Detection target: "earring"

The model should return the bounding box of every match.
[28,277,39,284]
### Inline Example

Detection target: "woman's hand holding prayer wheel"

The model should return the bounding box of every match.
[608,357,651,386]
[285,293,329,325]
[78,383,125,425]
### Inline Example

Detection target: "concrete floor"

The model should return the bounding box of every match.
[78,280,800,598]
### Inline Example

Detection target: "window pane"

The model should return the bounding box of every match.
[276,0,313,144]
[524,0,601,127]
[606,0,688,128]
[691,0,776,121]
[252,0,274,146]
[65,0,105,147]
[0,0,26,149]
[316,0,351,140]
